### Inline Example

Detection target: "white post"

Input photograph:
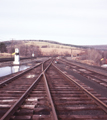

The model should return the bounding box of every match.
[13,48,20,65]
[12,66,19,72]
[32,53,34,57]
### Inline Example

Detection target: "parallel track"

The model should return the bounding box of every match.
[59,59,107,88]
[45,64,107,119]
[0,59,107,120]
[0,63,41,87]
[0,59,51,120]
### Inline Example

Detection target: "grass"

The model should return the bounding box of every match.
[0,53,12,58]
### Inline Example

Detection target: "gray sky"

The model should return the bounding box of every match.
[0,0,107,45]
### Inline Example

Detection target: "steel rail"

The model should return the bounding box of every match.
[1,59,52,120]
[60,58,107,77]
[1,71,43,120]
[74,67,107,85]
[0,63,42,87]
[0,58,51,87]
[59,59,107,84]
[42,59,53,72]
[52,63,107,114]
[42,61,58,120]
[42,58,52,70]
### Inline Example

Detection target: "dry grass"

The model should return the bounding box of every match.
[40,48,82,56]
[12,40,76,49]
[0,53,11,58]
[40,48,70,55]
[79,59,96,66]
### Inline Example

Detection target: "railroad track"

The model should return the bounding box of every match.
[59,59,107,88]
[0,58,51,87]
[46,64,107,119]
[0,59,51,120]
[0,63,41,87]
[0,59,107,119]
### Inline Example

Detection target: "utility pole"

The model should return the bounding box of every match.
[71,48,72,59]
[25,45,28,57]
[11,39,13,72]
[11,39,13,59]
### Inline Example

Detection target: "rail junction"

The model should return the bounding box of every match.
[0,58,107,120]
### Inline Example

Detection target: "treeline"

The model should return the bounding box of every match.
[0,42,7,53]
[4,40,86,49]
[8,45,42,57]
[0,42,42,57]
[79,48,107,65]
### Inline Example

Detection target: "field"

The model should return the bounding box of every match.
[4,40,83,56]
[1,40,104,66]
[0,53,11,58]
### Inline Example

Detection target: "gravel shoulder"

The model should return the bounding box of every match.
[65,58,107,77]
[55,62,107,98]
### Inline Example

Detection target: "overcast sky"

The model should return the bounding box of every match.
[0,0,107,45]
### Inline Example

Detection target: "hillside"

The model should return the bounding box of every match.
[1,40,107,66]
[4,40,85,49]
[5,40,107,50]
[3,40,87,57]
[84,45,107,51]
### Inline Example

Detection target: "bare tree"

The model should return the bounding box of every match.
[51,49,58,57]
[0,42,7,53]
[19,45,42,57]
[87,48,102,65]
